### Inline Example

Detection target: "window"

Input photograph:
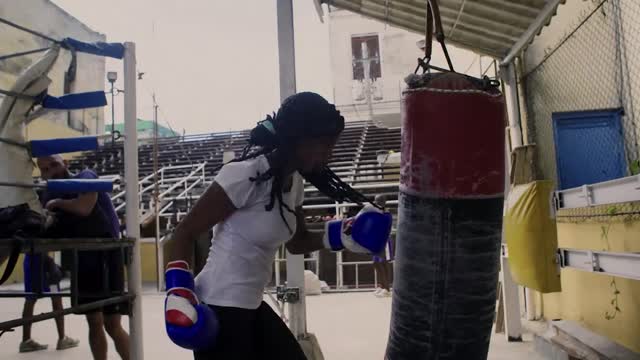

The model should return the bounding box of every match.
[351,35,381,80]
[552,109,626,189]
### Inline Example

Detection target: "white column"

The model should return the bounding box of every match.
[501,256,523,341]
[500,62,523,149]
[277,0,306,339]
[277,0,297,103]
[499,110,523,342]
[501,61,537,324]
[124,42,144,360]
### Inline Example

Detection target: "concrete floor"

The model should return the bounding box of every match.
[0,291,544,359]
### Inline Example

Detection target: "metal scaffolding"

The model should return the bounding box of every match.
[0,41,143,357]
[0,237,136,333]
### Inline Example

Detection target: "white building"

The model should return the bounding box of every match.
[0,0,106,136]
[327,8,486,128]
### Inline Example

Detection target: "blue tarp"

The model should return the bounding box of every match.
[30,136,99,157]
[61,38,125,59]
[47,179,113,193]
[41,91,107,110]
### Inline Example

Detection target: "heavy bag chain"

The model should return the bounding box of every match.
[408,0,501,92]
[414,0,455,74]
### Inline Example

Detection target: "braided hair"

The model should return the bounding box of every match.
[218,92,377,233]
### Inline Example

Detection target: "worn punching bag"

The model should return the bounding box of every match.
[385,69,506,360]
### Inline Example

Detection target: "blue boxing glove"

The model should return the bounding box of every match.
[323,205,393,254]
[165,261,219,350]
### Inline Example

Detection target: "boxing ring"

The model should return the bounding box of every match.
[0,18,144,359]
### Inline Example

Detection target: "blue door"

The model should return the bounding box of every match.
[553,109,626,190]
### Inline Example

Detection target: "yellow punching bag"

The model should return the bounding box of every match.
[504,181,561,293]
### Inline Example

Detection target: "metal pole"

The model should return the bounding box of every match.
[111,82,116,145]
[153,94,161,292]
[123,42,144,360]
[0,295,134,332]
[500,62,523,149]
[277,0,307,339]
[500,130,523,342]
[499,61,534,326]
[500,0,563,66]
[335,202,342,289]
[275,250,281,286]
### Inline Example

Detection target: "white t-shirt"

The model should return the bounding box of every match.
[194,155,304,309]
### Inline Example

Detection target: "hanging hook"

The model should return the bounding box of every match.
[414,0,455,74]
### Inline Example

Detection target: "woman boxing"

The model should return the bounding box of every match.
[163,92,392,359]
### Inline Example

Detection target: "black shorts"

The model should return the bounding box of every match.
[193,301,307,360]
[75,249,127,315]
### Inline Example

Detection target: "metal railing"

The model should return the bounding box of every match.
[111,163,207,214]
[335,247,395,291]
[156,163,207,217]
[0,237,135,332]
[272,248,320,288]
[336,260,372,290]
[107,162,209,293]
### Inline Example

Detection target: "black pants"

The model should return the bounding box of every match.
[194,301,307,360]
[76,249,127,315]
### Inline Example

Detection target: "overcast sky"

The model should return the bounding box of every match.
[52,0,332,134]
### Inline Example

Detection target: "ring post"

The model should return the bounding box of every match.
[276,0,307,340]
[124,42,144,360]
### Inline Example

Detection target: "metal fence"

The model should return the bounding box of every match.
[523,0,640,184]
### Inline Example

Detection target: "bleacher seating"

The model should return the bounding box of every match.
[67,121,401,235]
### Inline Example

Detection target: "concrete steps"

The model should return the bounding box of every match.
[531,320,640,360]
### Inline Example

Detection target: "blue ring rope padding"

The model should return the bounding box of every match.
[46,179,113,193]
[61,38,125,59]
[41,91,107,110]
[30,136,99,157]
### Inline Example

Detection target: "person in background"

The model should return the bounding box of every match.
[372,194,393,297]
[37,154,130,360]
[19,253,79,352]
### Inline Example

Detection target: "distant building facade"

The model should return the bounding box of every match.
[106,119,179,140]
[327,8,482,128]
[0,0,106,137]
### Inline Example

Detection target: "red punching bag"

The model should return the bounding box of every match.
[400,73,506,198]
[385,4,506,358]
[386,71,506,360]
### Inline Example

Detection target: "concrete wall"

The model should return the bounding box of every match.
[533,220,640,353]
[523,0,640,353]
[141,242,159,283]
[0,0,106,136]
[328,9,483,125]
